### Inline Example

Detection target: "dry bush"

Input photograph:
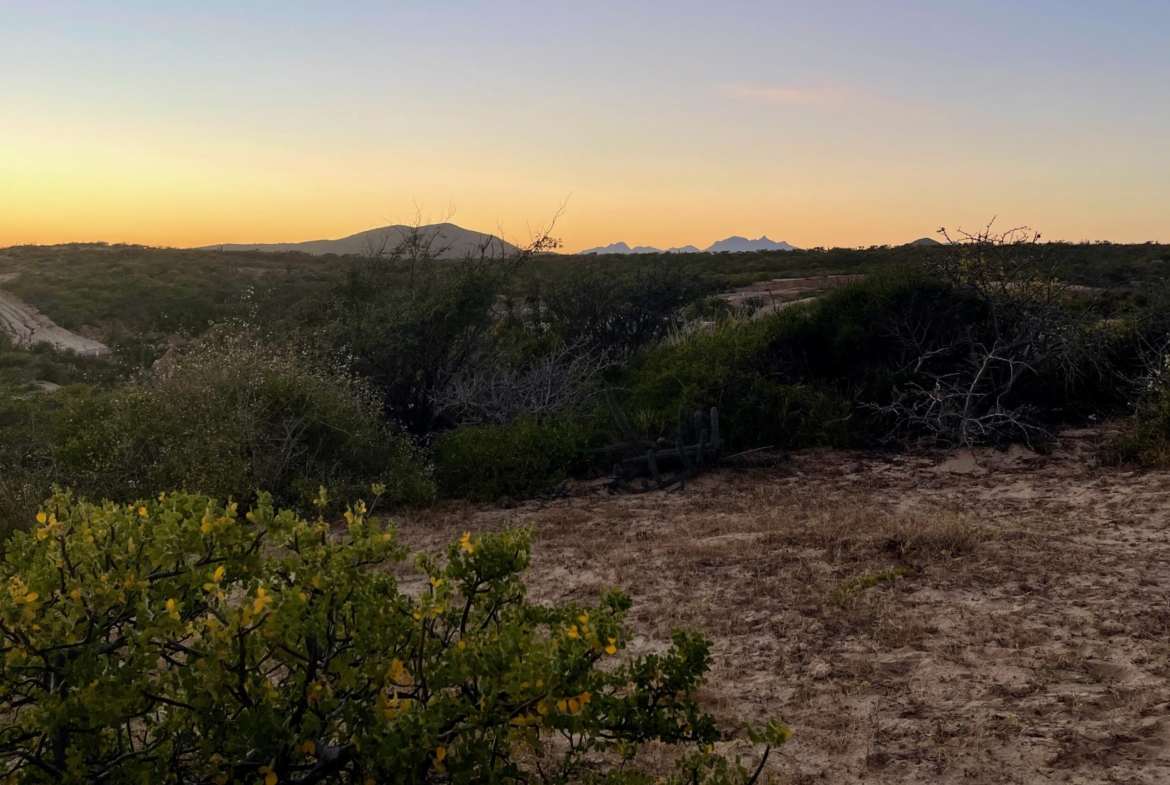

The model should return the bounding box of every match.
[752,494,982,567]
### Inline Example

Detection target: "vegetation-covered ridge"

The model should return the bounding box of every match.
[5,224,1170,529]
[2,237,1169,343]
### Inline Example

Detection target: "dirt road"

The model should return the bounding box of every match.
[0,287,109,356]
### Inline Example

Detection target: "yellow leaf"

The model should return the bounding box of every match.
[35,512,46,524]
[266,772,278,785]
[435,746,447,762]
[138,507,147,517]
[23,593,37,604]
[301,740,316,755]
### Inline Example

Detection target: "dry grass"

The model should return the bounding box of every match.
[393,431,1170,783]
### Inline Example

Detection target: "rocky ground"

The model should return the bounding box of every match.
[396,428,1170,784]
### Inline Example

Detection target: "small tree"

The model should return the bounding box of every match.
[0,490,787,783]
[871,224,1101,447]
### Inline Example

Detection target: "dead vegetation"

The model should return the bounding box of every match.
[394,428,1170,783]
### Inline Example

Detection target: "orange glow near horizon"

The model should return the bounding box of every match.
[3,3,1168,252]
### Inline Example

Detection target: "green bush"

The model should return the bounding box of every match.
[0,332,434,521]
[0,490,787,783]
[433,416,603,501]
[620,270,1081,450]
[621,303,860,451]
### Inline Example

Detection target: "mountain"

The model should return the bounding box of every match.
[579,242,665,255]
[579,236,797,255]
[908,237,943,247]
[200,223,517,259]
[705,235,795,253]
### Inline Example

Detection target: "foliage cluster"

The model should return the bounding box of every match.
[432,416,609,502]
[0,491,787,783]
[6,228,1170,513]
[0,332,432,533]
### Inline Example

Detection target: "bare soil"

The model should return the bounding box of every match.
[395,428,1170,784]
[0,285,110,356]
[718,275,862,317]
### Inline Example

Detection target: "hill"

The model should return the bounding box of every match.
[578,242,664,255]
[201,223,517,259]
[705,235,796,253]
[581,235,798,255]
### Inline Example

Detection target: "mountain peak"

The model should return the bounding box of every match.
[579,235,798,255]
[200,223,516,259]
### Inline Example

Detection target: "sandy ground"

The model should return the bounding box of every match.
[0,285,110,356]
[718,275,863,317]
[395,428,1170,784]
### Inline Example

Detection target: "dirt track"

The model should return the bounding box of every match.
[396,429,1170,784]
[0,285,109,356]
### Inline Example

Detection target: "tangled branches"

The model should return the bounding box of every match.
[869,223,1102,448]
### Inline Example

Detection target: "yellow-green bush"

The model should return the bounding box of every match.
[0,490,787,783]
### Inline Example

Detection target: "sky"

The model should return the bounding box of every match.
[2,0,1169,252]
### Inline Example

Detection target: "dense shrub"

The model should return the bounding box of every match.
[0,332,434,522]
[432,416,606,501]
[0,490,787,783]
[620,272,959,450]
[526,261,710,361]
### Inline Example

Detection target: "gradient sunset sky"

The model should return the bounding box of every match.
[3,1,1169,252]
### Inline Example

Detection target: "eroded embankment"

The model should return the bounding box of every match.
[0,282,110,356]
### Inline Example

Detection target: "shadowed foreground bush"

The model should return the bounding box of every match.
[0,491,787,783]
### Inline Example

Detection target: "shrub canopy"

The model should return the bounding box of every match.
[0,490,786,784]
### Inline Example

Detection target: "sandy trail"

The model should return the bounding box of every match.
[395,429,1170,784]
[0,286,109,356]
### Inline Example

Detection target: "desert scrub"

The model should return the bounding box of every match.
[432,415,604,501]
[831,567,917,604]
[46,330,434,512]
[0,490,788,783]
[1106,377,1170,466]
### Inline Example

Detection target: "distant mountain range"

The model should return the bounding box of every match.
[201,224,517,259]
[579,235,797,255]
